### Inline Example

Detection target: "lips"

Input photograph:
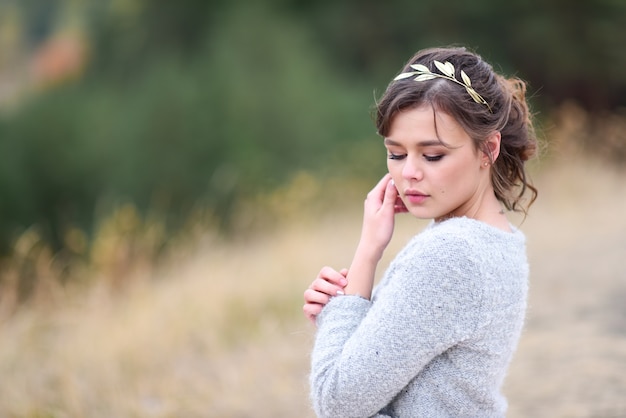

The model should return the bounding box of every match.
[404,190,429,204]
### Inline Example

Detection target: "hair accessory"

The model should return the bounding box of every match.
[394,60,491,111]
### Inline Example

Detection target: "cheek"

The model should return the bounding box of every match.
[387,162,403,182]
[442,154,477,178]
[428,164,465,193]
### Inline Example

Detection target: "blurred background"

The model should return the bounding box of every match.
[0,0,625,417]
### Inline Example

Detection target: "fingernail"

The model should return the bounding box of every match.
[336,290,345,296]
[390,179,395,186]
[340,278,348,286]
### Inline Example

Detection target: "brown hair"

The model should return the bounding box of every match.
[375,46,537,214]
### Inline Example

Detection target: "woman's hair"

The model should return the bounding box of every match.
[375,46,538,214]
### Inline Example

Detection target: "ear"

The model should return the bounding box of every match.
[482,131,501,165]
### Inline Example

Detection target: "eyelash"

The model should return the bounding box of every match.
[387,153,444,162]
[388,153,405,160]
[424,154,444,162]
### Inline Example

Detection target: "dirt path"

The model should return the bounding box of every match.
[503,157,626,417]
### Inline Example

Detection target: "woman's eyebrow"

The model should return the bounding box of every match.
[383,138,401,146]
[384,138,442,147]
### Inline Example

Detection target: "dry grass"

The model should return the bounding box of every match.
[0,150,625,417]
[503,154,626,418]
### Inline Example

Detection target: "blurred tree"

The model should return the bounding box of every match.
[0,1,375,252]
[1,0,626,255]
[281,0,626,110]
[86,0,224,78]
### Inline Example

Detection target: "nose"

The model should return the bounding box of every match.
[401,155,423,181]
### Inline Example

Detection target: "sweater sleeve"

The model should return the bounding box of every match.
[309,234,484,418]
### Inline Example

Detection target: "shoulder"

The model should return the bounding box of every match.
[398,218,481,263]
[407,217,525,254]
[389,217,526,288]
[374,220,490,337]
[388,219,484,292]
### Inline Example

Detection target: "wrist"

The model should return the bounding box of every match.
[354,241,385,264]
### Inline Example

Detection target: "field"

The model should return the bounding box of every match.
[0,152,625,417]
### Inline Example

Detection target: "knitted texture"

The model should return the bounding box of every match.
[310,217,528,418]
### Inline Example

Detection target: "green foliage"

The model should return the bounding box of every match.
[2,0,626,255]
[0,3,378,251]
[286,0,626,109]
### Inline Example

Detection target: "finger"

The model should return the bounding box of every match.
[308,279,345,298]
[304,288,335,305]
[339,268,349,278]
[303,303,323,324]
[394,195,409,213]
[318,266,348,287]
[381,179,399,211]
[365,174,392,204]
[372,173,392,191]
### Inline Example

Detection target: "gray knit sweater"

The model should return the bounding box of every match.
[310,217,528,418]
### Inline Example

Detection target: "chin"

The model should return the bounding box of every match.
[407,207,435,220]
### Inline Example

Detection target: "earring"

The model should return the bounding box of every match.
[483,162,489,167]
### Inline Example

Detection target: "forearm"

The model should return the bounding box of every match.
[342,174,397,299]
[311,296,385,418]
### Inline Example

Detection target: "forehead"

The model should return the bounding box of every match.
[386,106,471,147]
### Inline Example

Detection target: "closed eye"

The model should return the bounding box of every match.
[388,153,406,160]
[424,154,444,162]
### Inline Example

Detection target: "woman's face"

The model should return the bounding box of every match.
[384,106,492,221]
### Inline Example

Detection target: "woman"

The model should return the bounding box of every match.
[303,46,537,417]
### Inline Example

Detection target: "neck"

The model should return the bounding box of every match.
[436,187,511,232]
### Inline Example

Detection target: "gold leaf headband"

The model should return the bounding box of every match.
[394,60,491,112]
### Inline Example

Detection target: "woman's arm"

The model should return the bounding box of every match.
[310,236,483,418]
[343,174,400,299]
[303,174,404,323]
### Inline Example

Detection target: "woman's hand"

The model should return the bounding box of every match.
[303,267,348,325]
[303,174,405,317]
[358,174,403,261]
